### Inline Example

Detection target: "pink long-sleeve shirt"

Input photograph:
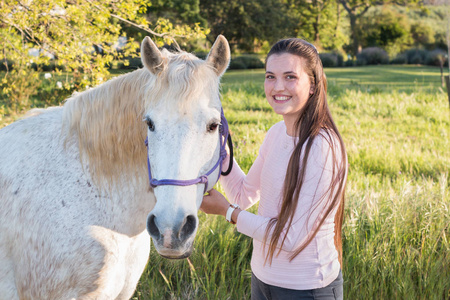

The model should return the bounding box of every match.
[220,121,346,290]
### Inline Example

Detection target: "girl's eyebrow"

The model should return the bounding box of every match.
[265,70,297,75]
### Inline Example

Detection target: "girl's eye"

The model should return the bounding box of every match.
[286,75,296,80]
[145,117,155,132]
[207,122,219,132]
[265,75,274,80]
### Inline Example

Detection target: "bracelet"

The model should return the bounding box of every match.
[225,203,240,224]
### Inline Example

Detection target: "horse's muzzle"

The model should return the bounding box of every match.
[147,213,197,259]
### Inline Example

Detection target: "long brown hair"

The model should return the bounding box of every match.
[263,38,347,266]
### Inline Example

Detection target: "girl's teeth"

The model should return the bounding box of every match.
[275,96,290,101]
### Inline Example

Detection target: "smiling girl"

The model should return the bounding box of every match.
[201,38,348,299]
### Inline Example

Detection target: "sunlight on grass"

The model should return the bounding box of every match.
[1,66,449,299]
[134,66,449,299]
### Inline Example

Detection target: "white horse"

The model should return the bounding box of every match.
[0,35,230,299]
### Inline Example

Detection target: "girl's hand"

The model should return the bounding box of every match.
[200,189,229,217]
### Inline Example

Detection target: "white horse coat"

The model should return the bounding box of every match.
[0,36,230,299]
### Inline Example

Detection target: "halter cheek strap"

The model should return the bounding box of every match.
[144,108,232,193]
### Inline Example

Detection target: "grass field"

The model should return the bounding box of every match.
[1,65,449,299]
[221,65,446,92]
[135,66,450,299]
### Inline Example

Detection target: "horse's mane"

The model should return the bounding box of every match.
[62,49,220,187]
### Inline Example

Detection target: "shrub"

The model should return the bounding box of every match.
[126,57,143,69]
[193,52,208,60]
[229,56,264,70]
[0,68,40,113]
[425,49,448,67]
[115,54,265,71]
[356,57,368,66]
[357,47,389,65]
[410,54,423,64]
[404,48,428,64]
[319,53,338,67]
[35,76,76,107]
[117,57,143,70]
[41,62,58,72]
[390,53,408,64]
[320,52,344,67]
[335,52,344,67]
[0,59,14,71]
[345,59,355,67]
[31,61,60,72]
[229,59,247,69]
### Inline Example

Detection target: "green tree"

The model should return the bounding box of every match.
[0,0,206,112]
[410,21,435,47]
[357,7,412,56]
[289,0,348,51]
[339,0,420,56]
[144,0,208,51]
[199,0,294,52]
[148,0,206,26]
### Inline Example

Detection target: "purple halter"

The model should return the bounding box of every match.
[144,108,232,193]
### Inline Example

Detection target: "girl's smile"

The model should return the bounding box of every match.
[272,95,292,102]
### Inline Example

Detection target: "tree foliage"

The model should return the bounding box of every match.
[0,0,446,118]
[339,0,420,56]
[357,8,412,56]
[0,0,207,112]
[288,0,348,51]
[199,0,294,52]
[148,0,206,26]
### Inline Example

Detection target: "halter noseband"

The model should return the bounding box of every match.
[144,108,233,193]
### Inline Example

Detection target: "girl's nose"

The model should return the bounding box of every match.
[274,79,284,92]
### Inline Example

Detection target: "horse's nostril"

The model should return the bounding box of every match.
[147,214,161,240]
[180,215,197,240]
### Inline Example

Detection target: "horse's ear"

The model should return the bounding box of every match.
[206,35,230,77]
[141,36,164,74]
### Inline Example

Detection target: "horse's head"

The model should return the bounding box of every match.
[141,36,230,259]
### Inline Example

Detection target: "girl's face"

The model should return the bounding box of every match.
[264,53,313,134]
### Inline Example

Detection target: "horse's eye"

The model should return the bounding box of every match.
[208,122,219,132]
[145,117,155,132]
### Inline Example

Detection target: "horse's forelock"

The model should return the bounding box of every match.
[146,50,220,114]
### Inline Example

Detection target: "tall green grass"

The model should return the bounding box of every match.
[1,66,448,299]
[134,66,449,299]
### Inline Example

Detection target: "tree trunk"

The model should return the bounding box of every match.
[334,3,341,39]
[349,14,359,57]
[339,0,371,57]
[313,13,321,45]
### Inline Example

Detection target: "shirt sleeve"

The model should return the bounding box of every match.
[218,125,275,210]
[219,149,265,210]
[235,134,343,252]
